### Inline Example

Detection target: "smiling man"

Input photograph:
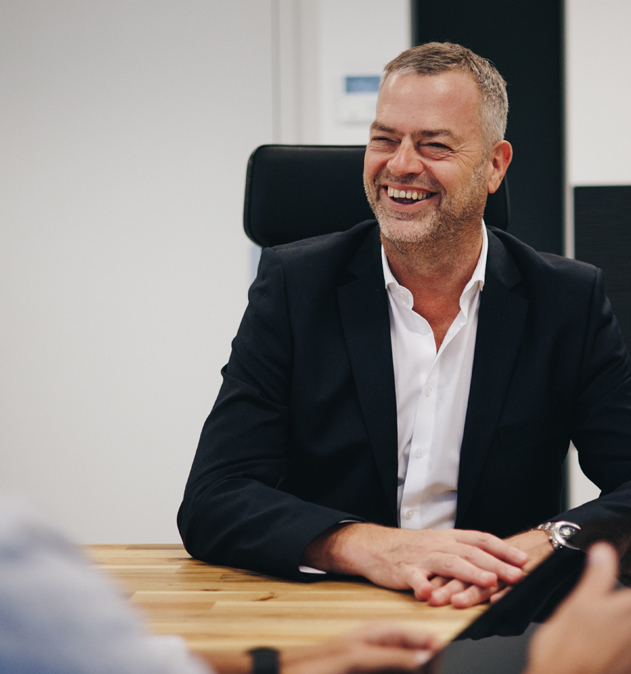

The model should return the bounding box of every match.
[178,43,631,608]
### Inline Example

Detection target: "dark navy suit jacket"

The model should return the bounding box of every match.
[178,221,631,579]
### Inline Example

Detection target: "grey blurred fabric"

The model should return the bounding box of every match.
[0,497,210,674]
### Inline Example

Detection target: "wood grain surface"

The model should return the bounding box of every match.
[87,544,486,655]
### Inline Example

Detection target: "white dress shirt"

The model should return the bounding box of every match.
[382,224,488,530]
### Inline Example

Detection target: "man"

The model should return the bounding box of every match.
[178,43,631,608]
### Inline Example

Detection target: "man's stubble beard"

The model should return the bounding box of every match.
[364,162,489,258]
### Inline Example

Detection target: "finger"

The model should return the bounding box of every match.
[427,544,526,588]
[429,578,497,608]
[425,552,499,589]
[490,583,510,603]
[450,583,495,608]
[456,530,529,566]
[402,565,435,601]
[429,575,449,591]
[289,647,438,674]
[353,645,439,673]
[428,579,468,606]
[448,543,525,584]
[351,623,442,652]
[574,542,620,598]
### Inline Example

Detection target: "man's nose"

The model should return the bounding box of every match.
[388,140,423,177]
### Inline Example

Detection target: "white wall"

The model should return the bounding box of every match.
[0,0,273,542]
[275,0,410,145]
[564,0,631,507]
[566,0,631,187]
[564,0,631,262]
[317,0,410,144]
[0,0,410,543]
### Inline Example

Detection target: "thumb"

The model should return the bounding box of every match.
[357,646,437,673]
[403,565,434,601]
[574,542,619,598]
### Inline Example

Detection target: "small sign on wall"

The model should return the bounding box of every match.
[339,75,381,124]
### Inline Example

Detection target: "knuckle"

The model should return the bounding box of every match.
[442,555,456,570]
[462,548,478,563]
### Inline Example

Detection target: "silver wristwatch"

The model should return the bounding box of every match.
[536,521,581,550]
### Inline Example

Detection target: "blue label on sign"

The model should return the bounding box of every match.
[345,76,380,94]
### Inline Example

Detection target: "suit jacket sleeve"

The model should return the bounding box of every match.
[177,246,363,580]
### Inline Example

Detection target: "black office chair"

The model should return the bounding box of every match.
[243,144,510,247]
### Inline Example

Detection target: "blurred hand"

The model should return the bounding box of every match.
[281,623,442,674]
[525,543,631,674]
[204,624,442,674]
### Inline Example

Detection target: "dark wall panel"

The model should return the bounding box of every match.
[575,186,631,351]
[411,0,563,254]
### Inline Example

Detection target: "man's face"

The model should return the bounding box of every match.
[364,70,493,247]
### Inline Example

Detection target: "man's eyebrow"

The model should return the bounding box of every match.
[418,129,457,139]
[369,122,396,133]
[369,123,458,141]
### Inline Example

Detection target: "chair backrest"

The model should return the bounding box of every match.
[244,144,510,247]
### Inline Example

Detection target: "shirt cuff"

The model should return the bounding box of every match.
[298,565,327,574]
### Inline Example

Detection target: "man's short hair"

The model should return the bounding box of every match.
[382,42,508,149]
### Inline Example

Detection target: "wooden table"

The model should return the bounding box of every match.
[87,544,486,655]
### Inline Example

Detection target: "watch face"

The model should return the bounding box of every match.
[559,524,577,539]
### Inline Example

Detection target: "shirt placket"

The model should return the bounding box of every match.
[399,298,473,530]
[400,353,440,529]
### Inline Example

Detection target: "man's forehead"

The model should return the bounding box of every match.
[381,68,478,93]
[374,70,481,136]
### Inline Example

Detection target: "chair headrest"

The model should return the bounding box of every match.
[244,144,510,247]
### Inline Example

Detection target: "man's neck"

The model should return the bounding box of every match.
[382,224,484,349]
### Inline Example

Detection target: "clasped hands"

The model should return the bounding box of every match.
[302,522,554,608]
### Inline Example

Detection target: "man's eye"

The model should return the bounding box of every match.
[370,137,396,146]
[421,143,451,157]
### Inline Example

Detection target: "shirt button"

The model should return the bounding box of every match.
[405,510,414,520]
[424,385,433,397]
[420,325,429,335]
[415,448,423,458]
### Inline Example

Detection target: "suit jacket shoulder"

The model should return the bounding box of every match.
[487,227,598,298]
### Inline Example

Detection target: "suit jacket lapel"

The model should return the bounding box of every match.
[456,230,529,525]
[337,226,399,521]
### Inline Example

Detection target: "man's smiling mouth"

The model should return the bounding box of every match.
[385,186,437,204]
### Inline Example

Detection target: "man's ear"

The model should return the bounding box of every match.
[487,140,513,194]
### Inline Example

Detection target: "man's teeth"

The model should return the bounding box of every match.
[387,187,433,201]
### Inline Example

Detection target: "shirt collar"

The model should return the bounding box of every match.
[382,222,488,295]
